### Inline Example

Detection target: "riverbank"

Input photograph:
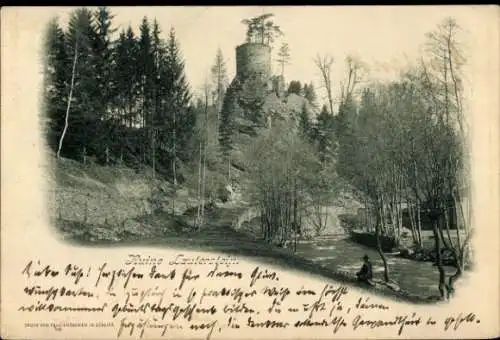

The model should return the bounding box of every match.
[57,200,448,304]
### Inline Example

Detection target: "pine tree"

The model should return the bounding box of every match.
[276,43,291,77]
[219,85,243,181]
[114,26,139,128]
[298,103,311,140]
[312,104,336,164]
[211,48,228,140]
[336,92,357,144]
[137,17,155,164]
[64,8,98,161]
[151,19,166,126]
[287,80,302,95]
[92,7,116,119]
[303,82,317,107]
[91,7,117,163]
[164,27,192,183]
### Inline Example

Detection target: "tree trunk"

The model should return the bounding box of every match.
[82,146,87,165]
[105,146,109,165]
[201,97,208,221]
[376,201,390,282]
[195,137,202,229]
[416,203,423,247]
[408,202,418,247]
[452,192,463,249]
[228,153,231,182]
[432,217,447,299]
[446,267,462,299]
[151,129,156,179]
[171,107,177,215]
[57,42,78,159]
[172,121,177,185]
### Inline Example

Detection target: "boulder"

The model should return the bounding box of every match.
[85,225,121,242]
[399,247,414,258]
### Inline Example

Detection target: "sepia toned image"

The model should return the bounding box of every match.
[1,6,499,340]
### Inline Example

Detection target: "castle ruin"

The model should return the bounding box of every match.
[234,42,285,96]
[222,16,310,129]
[235,43,271,80]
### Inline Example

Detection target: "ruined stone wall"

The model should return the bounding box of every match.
[235,43,271,80]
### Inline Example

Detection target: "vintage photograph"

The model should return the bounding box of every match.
[44,6,473,305]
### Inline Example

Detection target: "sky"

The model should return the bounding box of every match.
[32,6,484,106]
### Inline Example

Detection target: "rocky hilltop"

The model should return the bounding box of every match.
[225,42,316,130]
[222,42,317,179]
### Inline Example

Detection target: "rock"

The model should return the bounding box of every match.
[371,279,401,292]
[384,281,401,292]
[399,248,414,258]
[87,225,121,242]
[122,218,154,237]
[122,218,142,234]
[224,184,235,201]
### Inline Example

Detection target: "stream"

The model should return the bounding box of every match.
[294,232,457,297]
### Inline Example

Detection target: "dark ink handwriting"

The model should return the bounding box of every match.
[116,317,181,339]
[95,263,144,291]
[64,264,87,285]
[178,268,199,290]
[22,261,59,278]
[111,293,216,321]
[199,287,257,304]
[351,313,422,335]
[250,267,279,287]
[149,266,176,280]
[23,285,95,301]
[206,263,243,280]
[247,316,290,329]
[355,297,389,310]
[18,302,107,313]
[444,313,479,331]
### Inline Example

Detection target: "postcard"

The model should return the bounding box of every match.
[1,6,499,339]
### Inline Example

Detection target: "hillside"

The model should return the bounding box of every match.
[47,135,361,243]
[47,152,204,242]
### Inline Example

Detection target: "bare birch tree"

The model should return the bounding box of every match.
[211,48,228,141]
[314,54,334,115]
[340,55,367,102]
[57,42,78,159]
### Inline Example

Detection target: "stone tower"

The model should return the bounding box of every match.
[235,43,271,81]
[223,40,294,127]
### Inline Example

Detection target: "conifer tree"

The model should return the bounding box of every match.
[64,8,98,161]
[298,103,311,140]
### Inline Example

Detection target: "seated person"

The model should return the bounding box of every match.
[356,254,373,283]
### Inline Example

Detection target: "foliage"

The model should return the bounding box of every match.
[241,13,283,46]
[245,121,324,246]
[43,8,196,184]
[302,82,317,107]
[287,80,302,95]
[310,105,337,164]
[335,17,470,297]
[276,43,291,77]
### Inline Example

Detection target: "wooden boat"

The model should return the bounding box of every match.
[349,230,397,253]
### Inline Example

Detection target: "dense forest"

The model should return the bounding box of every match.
[44,8,472,300]
[44,8,196,180]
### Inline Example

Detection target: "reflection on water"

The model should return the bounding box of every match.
[296,233,457,297]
